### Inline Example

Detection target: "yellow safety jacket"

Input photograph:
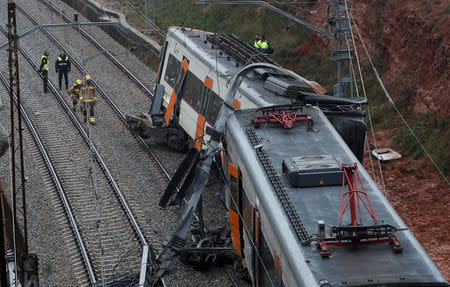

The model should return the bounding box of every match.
[40,55,49,71]
[260,41,269,49]
[68,85,81,99]
[80,85,98,103]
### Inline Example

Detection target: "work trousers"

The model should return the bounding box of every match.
[42,70,48,93]
[81,101,95,122]
[70,94,79,110]
[58,70,69,89]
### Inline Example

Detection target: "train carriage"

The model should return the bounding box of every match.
[222,105,448,286]
[128,27,449,287]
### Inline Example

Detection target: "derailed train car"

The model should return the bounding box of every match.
[128,27,449,286]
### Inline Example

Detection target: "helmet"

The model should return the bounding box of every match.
[85,75,92,80]
[76,79,82,85]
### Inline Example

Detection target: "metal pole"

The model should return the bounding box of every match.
[0,178,8,287]
[144,0,148,33]
[334,0,343,98]
[7,2,20,285]
[8,0,28,255]
[151,0,155,24]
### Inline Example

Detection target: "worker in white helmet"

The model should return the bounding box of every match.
[80,75,98,124]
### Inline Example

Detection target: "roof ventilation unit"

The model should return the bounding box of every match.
[282,155,343,187]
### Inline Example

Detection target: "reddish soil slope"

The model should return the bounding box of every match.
[291,0,450,280]
[365,129,449,280]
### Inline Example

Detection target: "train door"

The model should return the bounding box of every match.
[194,77,213,150]
[253,209,284,287]
[228,162,244,257]
[155,41,168,85]
[164,56,189,126]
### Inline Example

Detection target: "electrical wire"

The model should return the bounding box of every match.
[344,2,389,196]
[78,22,106,285]
[349,11,449,186]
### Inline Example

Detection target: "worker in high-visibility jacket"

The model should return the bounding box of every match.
[39,50,50,93]
[253,34,262,49]
[67,79,82,111]
[260,35,269,51]
[80,75,98,124]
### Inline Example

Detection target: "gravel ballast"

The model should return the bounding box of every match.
[0,1,250,286]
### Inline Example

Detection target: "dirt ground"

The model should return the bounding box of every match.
[364,128,449,280]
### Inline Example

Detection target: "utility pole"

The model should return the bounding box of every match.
[144,0,155,33]
[8,3,39,286]
[197,0,354,98]
[0,178,7,287]
[330,0,353,98]
[145,0,148,33]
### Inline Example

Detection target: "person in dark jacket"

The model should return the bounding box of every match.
[55,50,71,89]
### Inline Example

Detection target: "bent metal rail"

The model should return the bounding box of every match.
[0,23,157,286]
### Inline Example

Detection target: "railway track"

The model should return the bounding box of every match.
[0,20,154,287]
[36,0,156,99]
[0,1,249,286]
[13,2,173,182]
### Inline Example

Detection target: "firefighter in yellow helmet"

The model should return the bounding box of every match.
[67,79,82,111]
[80,75,98,124]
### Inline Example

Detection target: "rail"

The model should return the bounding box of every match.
[37,0,155,100]
[0,21,152,285]
[0,60,97,285]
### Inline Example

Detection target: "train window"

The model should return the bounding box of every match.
[206,92,223,125]
[256,224,283,287]
[200,78,213,116]
[156,41,168,85]
[229,175,238,211]
[164,54,180,88]
[243,192,252,239]
[260,233,275,287]
[183,71,203,111]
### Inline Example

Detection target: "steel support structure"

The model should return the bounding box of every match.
[0,178,8,287]
[197,0,354,98]
[8,2,36,285]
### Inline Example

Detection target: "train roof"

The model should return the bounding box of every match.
[168,27,320,107]
[224,106,447,286]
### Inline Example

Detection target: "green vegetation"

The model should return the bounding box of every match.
[393,113,450,175]
[122,0,337,91]
[119,1,448,175]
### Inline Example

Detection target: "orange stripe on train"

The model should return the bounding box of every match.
[194,114,206,151]
[229,209,242,257]
[228,162,238,179]
[164,91,177,126]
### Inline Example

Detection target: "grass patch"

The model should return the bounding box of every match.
[393,113,450,175]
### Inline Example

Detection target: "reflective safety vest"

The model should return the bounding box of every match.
[41,55,49,71]
[69,85,81,98]
[80,85,98,103]
[260,41,269,49]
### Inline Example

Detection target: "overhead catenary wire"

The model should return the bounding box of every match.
[78,19,107,284]
[342,2,386,193]
[344,29,387,196]
[348,11,449,186]
[202,5,277,287]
